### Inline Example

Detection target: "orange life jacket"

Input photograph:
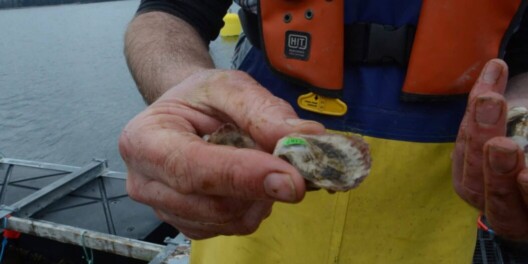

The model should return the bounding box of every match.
[258,0,526,99]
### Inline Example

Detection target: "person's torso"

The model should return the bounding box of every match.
[233,0,521,142]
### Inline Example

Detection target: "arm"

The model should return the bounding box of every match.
[124,11,214,104]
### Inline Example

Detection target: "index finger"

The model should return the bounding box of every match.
[119,109,306,204]
[484,137,528,240]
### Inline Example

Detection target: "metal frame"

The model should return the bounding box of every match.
[149,234,190,264]
[0,158,188,263]
[5,216,165,261]
[0,160,106,219]
[0,158,126,179]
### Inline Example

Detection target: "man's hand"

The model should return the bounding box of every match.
[453,59,528,240]
[119,69,325,239]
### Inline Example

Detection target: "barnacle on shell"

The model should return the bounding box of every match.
[206,123,372,192]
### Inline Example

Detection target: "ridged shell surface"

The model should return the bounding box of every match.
[508,106,528,165]
[273,133,371,192]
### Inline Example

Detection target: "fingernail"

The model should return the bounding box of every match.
[480,61,503,84]
[264,173,296,202]
[476,97,503,125]
[489,145,518,174]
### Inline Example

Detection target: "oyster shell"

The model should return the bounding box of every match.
[273,133,371,192]
[203,123,256,148]
[507,106,528,165]
[206,124,372,192]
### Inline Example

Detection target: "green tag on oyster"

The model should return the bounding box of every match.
[282,137,307,146]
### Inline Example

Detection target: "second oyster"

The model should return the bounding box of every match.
[507,106,528,165]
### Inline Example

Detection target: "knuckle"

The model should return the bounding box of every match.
[486,184,517,201]
[233,207,269,236]
[207,198,248,224]
[168,201,193,218]
[153,210,167,223]
[126,173,143,203]
[154,211,219,240]
[209,201,234,223]
[456,184,484,210]
[163,148,193,194]
[249,94,293,117]
[182,230,216,240]
[452,182,465,198]
[467,139,485,157]
[166,198,209,223]
[118,130,131,162]
[518,175,528,191]
[220,160,242,194]
[217,155,259,198]
[118,116,146,163]
[227,70,255,84]
[237,219,261,235]
[455,126,467,147]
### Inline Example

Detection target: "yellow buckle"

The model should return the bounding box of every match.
[297,92,348,116]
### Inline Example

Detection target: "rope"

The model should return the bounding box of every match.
[80,231,94,264]
[477,213,495,235]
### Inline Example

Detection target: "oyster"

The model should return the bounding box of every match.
[507,106,528,165]
[206,124,372,192]
[273,133,371,192]
[203,123,256,148]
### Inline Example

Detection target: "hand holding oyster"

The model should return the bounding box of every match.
[205,123,371,192]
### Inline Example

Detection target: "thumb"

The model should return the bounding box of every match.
[247,118,326,152]
[166,139,308,203]
[469,59,509,98]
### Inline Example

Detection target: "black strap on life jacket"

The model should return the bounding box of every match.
[238,8,415,66]
[345,23,415,66]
